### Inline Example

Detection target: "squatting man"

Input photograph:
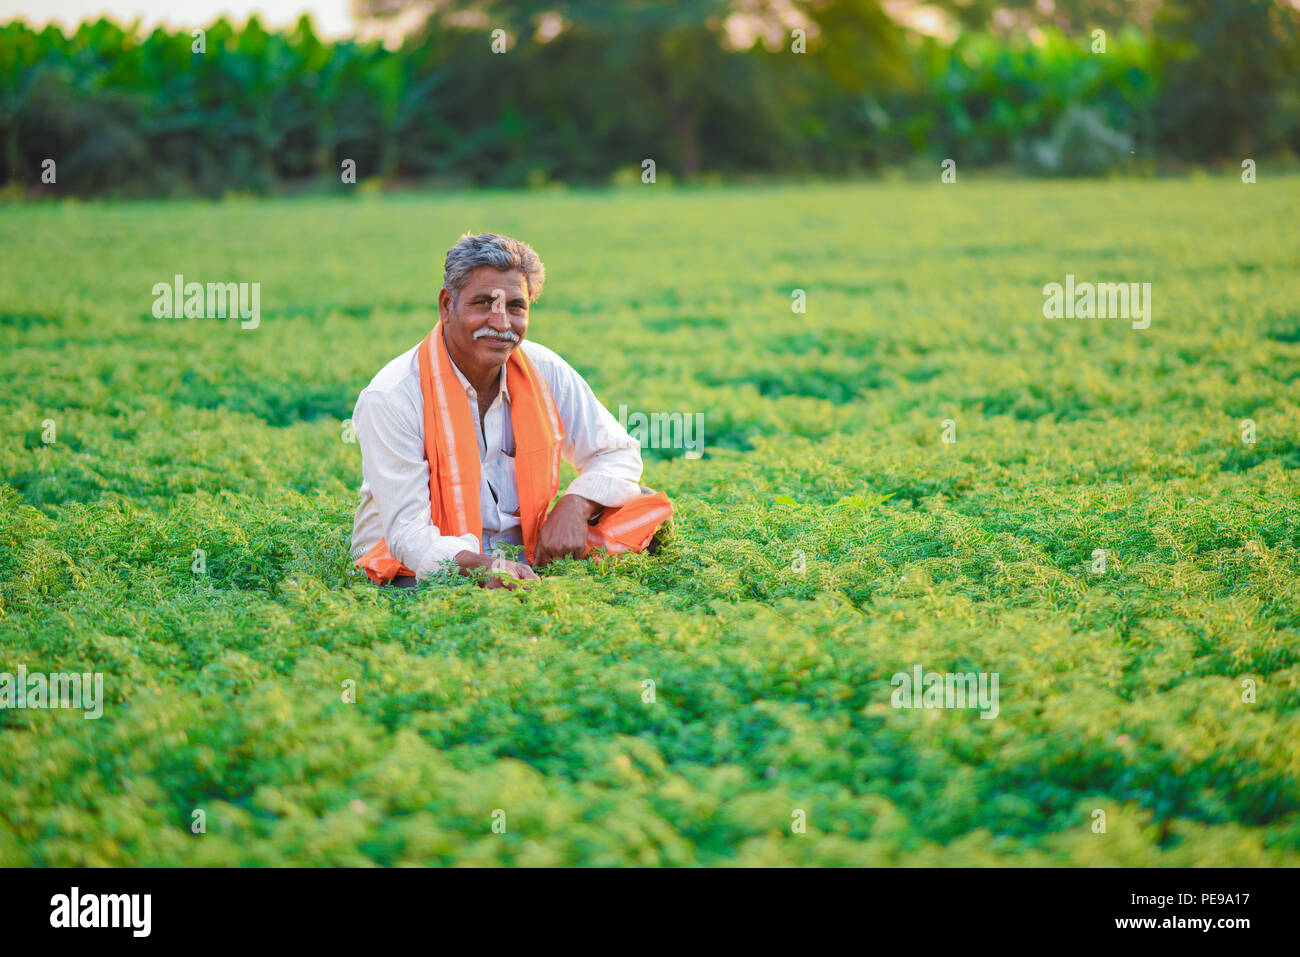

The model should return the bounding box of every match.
[351,232,674,589]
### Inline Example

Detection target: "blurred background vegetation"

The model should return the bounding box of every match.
[1,0,1298,197]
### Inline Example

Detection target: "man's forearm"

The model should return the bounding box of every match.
[554,493,603,523]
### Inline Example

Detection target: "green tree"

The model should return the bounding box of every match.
[356,0,906,179]
[1153,0,1300,160]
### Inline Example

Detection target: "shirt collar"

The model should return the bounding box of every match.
[440,326,511,403]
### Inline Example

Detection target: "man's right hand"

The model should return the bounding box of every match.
[454,550,540,590]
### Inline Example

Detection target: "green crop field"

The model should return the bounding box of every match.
[1,178,1298,866]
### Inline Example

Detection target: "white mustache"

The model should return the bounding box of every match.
[474,328,519,342]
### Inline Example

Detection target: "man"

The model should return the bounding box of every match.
[350,232,674,590]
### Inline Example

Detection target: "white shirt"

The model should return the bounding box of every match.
[350,335,645,579]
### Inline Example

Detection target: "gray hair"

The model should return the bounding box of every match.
[442,232,546,304]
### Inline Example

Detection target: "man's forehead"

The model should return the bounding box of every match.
[460,267,528,295]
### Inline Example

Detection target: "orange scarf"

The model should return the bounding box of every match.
[356,323,673,584]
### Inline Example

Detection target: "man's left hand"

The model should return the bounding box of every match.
[534,494,601,568]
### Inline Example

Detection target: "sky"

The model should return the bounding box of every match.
[0,0,360,37]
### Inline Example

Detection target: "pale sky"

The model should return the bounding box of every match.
[0,0,359,37]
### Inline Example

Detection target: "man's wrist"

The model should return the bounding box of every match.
[558,493,603,523]
[454,550,490,575]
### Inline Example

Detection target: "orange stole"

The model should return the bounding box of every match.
[355,324,673,584]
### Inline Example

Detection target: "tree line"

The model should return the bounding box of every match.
[1,0,1297,197]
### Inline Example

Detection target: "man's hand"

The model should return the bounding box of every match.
[455,550,540,590]
[533,494,601,568]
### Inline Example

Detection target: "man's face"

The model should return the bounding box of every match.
[439,266,530,370]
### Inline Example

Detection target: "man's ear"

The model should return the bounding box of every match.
[437,287,453,322]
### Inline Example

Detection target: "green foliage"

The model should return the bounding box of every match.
[2,1,1297,197]
[1019,105,1134,176]
[1152,0,1300,161]
[1,180,1298,865]
[889,27,1158,169]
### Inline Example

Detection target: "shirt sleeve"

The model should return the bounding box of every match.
[352,387,480,578]
[541,352,646,508]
